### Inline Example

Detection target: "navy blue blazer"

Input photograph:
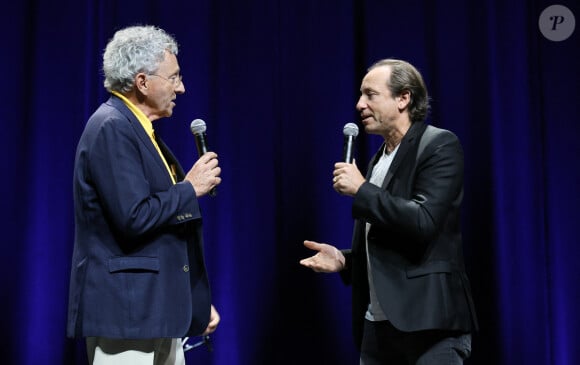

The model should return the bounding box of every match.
[341,122,478,350]
[67,95,211,339]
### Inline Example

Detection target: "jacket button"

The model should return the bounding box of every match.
[183,265,189,272]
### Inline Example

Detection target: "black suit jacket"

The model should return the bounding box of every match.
[342,122,478,350]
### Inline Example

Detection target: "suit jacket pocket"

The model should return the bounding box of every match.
[406,260,455,278]
[108,256,160,273]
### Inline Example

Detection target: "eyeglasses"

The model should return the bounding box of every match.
[149,73,183,87]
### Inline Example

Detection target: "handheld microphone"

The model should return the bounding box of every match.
[342,122,359,163]
[190,119,217,197]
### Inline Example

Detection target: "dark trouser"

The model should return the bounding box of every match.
[360,320,471,365]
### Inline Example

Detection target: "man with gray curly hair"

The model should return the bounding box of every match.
[67,25,221,364]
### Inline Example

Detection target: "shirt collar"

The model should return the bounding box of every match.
[111,90,155,137]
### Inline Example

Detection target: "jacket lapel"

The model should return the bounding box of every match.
[365,145,384,179]
[381,122,426,189]
[155,135,185,181]
[108,96,175,182]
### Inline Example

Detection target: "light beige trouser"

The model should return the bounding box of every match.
[86,337,185,365]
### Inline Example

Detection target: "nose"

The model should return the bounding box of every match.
[176,80,185,94]
[356,96,365,111]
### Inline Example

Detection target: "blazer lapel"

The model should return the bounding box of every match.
[155,135,185,181]
[381,122,427,189]
[108,96,178,183]
[366,146,384,179]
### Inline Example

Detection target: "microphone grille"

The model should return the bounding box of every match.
[190,119,207,134]
[343,122,359,137]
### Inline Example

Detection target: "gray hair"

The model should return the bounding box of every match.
[369,59,430,123]
[103,25,179,93]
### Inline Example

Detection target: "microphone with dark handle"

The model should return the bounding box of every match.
[190,119,217,197]
[342,122,359,163]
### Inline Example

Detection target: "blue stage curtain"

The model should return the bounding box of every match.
[1,0,578,364]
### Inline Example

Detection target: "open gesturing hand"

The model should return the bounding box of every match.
[300,240,345,273]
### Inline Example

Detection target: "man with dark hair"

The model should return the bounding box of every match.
[301,59,478,364]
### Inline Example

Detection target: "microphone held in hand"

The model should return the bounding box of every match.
[342,122,359,163]
[190,119,209,156]
[190,119,217,197]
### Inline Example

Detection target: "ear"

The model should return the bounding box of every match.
[397,90,411,111]
[135,73,149,95]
